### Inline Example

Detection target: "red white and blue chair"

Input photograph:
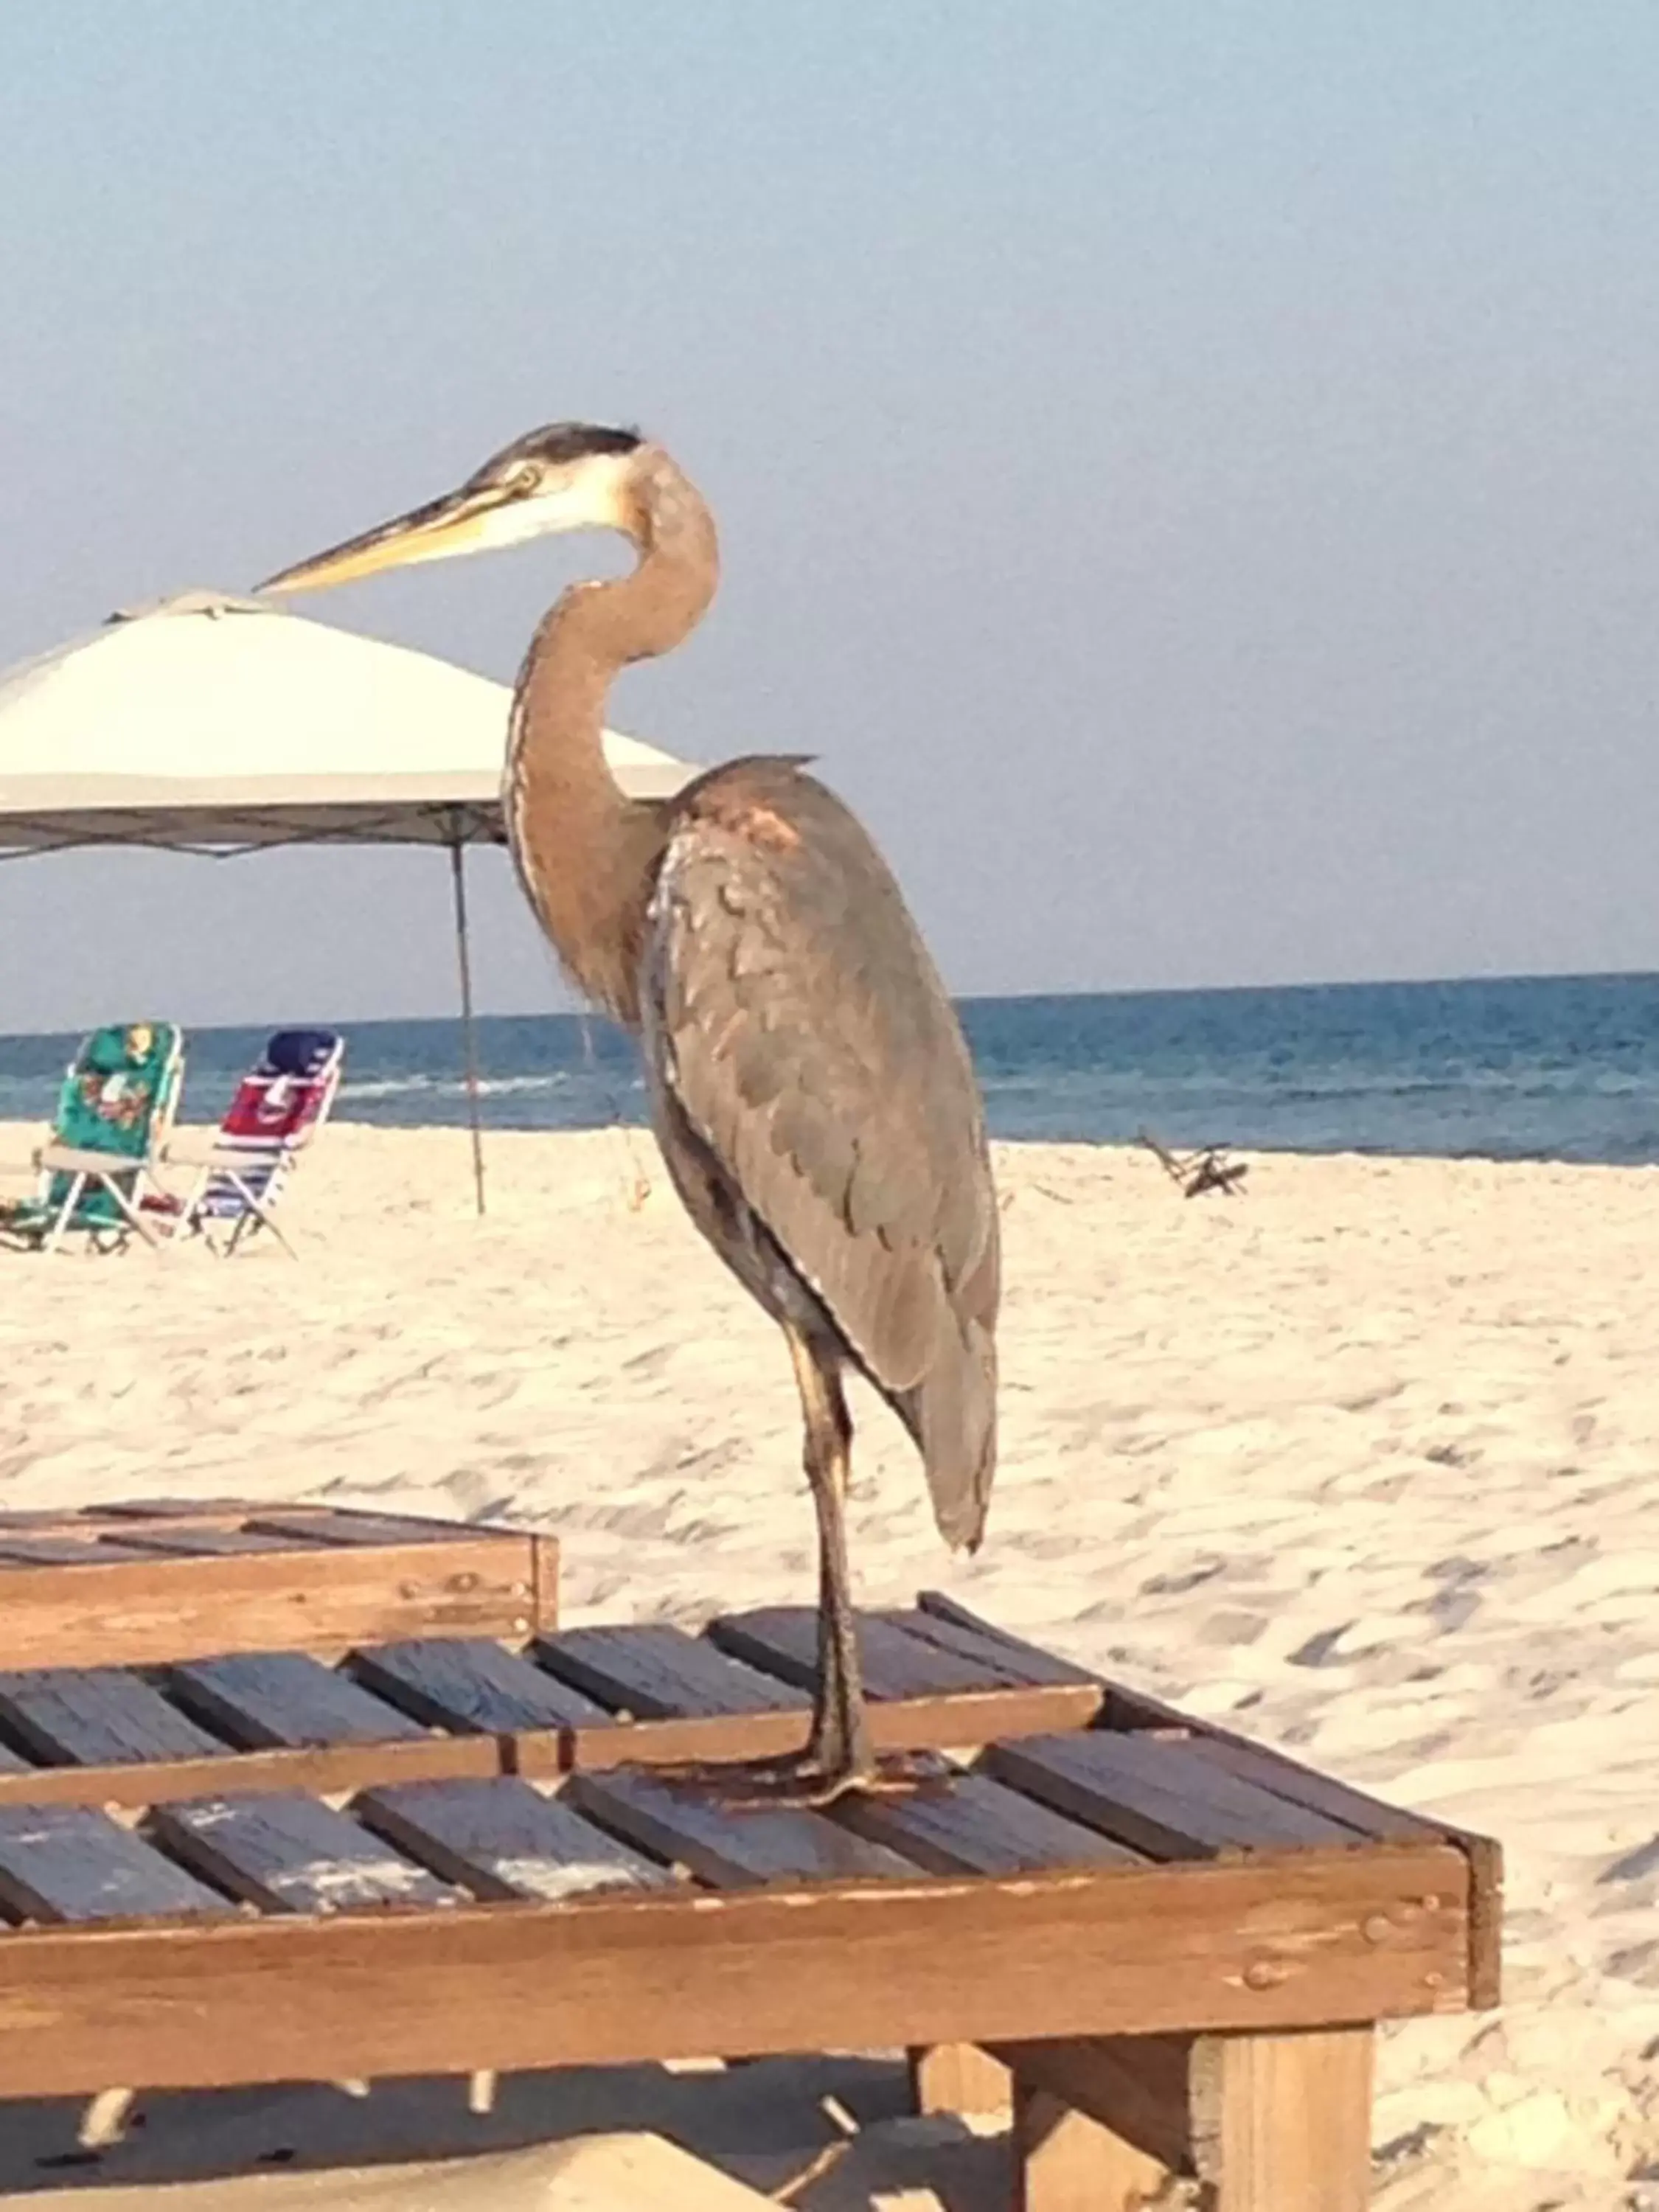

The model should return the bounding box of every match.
[162,1030,344,1254]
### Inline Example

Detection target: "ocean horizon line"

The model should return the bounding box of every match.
[4,971,1658,1167]
[5,961,1659,1047]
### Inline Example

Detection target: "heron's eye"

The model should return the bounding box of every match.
[513,465,542,495]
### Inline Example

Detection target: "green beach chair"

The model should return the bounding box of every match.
[0,1022,185,1253]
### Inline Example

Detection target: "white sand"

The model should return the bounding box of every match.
[1,1121,1658,2208]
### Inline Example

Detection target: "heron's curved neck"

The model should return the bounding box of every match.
[505,448,718,1029]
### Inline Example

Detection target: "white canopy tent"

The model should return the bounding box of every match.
[0,591,698,1211]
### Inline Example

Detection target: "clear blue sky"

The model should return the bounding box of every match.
[1,4,1655,1031]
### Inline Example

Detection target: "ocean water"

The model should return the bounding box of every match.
[3,972,1658,1166]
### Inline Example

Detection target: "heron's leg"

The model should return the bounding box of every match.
[786,1328,874,1794]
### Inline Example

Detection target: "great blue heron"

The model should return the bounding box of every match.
[258,423,1000,1798]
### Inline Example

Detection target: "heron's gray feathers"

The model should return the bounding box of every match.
[645,757,999,1550]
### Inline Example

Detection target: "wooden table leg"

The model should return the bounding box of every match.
[1194,2028,1375,2212]
[1015,2083,1170,2212]
[1002,2024,1376,2211]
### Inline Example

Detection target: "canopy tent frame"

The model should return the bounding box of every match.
[0,808,506,1215]
[0,594,696,1217]
[0,803,504,859]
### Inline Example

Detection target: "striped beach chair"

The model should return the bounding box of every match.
[164,1029,344,1254]
[0,1022,185,1253]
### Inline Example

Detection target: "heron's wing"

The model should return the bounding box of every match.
[644,759,998,1545]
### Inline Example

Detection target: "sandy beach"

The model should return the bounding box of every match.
[1,1121,1657,2208]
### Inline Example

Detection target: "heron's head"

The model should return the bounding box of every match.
[257,422,647,594]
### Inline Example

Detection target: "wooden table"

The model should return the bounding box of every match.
[0,1585,1498,2211]
[0,1498,554,1667]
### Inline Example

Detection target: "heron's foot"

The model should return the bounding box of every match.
[801,1746,945,1805]
[664,1746,945,1809]
[714,1760,869,1811]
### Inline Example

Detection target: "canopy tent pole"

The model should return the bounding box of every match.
[446,832,487,1217]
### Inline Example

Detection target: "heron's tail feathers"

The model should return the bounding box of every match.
[903,1312,998,1555]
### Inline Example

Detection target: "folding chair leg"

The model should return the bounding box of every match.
[246,1203,296,1256]
[101,1173,164,1251]
[206,1175,294,1256]
[41,1172,86,1256]
[235,1185,296,1256]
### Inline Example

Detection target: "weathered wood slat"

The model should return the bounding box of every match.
[0,1537,158,1567]
[891,1604,1100,1688]
[709,1607,1011,1700]
[915,1593,1103,1684]
[0,1500,517,1546]
[358,1777,677,1901]
[1102,1692,1444,1842]
[246,1512,463,1548]
[0,1803,234,1924]
[167,1652,430,1749]
[0,1667,226,1767]
[107,1528,305,1559]
[0,1731,504,1812]
[86,1499,254,1522]
[1189,1737,1444,1836]
[534,1624,809,1719]
[837,1772,1142,1876]
[350,1638,611,1733]
[0,1694,1080,1811]
[984,1735,1366,1860]
[566,1770,916,1888]
[150,1794,459,1913]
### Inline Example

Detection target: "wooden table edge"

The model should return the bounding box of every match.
[0,1840,1473,2096]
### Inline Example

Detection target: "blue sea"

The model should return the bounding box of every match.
[3,972,1658,1165]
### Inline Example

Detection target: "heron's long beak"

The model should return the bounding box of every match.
[256,482,513,595]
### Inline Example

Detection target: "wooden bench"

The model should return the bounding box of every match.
[0,1583,1499,2210]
